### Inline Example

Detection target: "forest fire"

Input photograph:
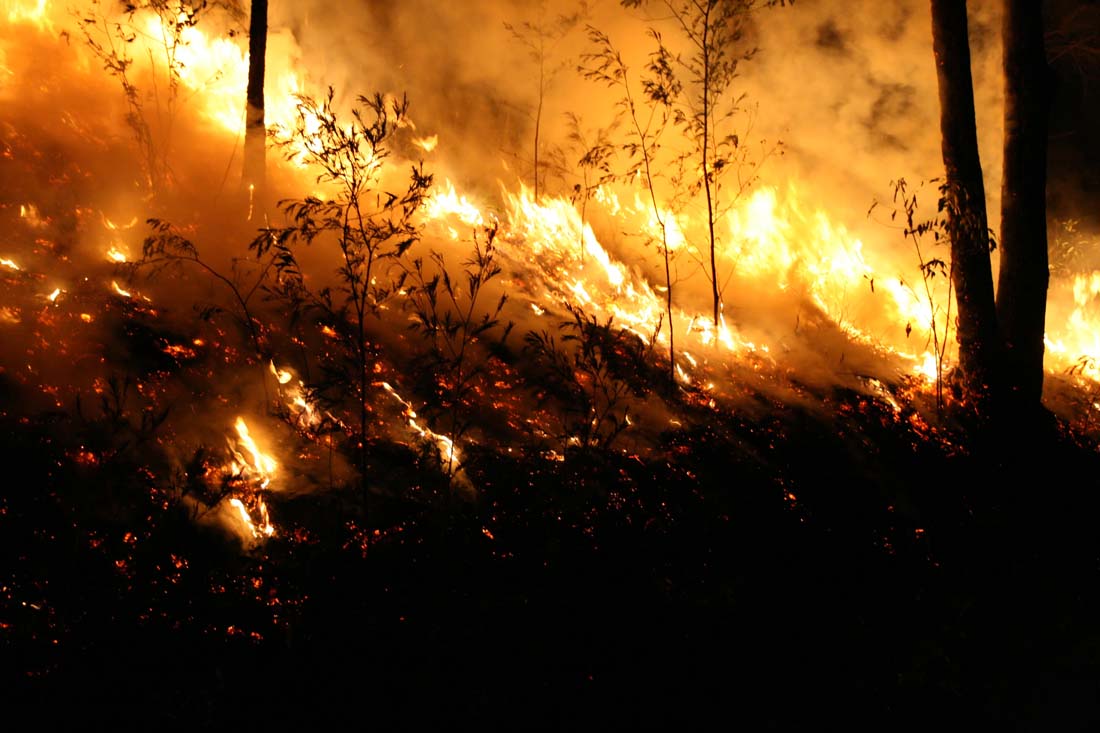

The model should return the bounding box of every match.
[4,0,1100,728]
[0,0,1096,404]
[0,0,1094,506]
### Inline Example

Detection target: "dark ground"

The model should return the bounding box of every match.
[3,377,1100,732]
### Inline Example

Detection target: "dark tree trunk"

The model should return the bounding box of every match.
[997,0,1050,410]
[243,0,268,194]
[930,0,1001,406]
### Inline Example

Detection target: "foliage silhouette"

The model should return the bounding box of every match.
[524,304,658,451]
[581,25,680,387]
[252,88,432,511]
[404,221,513,488]
[76,0,217,192]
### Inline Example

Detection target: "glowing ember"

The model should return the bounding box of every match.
[0,258,20,270]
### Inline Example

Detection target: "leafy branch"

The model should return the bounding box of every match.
[524,304,658,451]
[581,25,680,388]
[252,88,432,511]
[404,222,513,483]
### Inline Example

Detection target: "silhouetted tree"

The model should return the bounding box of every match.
[622,0,789,333]
[997,0,1050,411]
[929,0,1001,407]
[253,90,431,515]
[581,26,680,387]
[505,1,587,200]
[242,0,267,195]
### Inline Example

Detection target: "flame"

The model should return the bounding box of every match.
[413,134,438,153]
[1045,270,1100,384]
[132,10,305,139]
[1,257,20,270]
[501,184,669,344]
[228,497,274,540]
[912,352,939,383]
[269,361,293,385]
[111,281,131,298]
[222,418,278,541]
[19,203,45,228]
[232,416,278,485]
[287,386,321,429]
[3,0,307,150]
[378,381,462,471]
[228,497,252,528]
[269,363,325,430]
[424,179,486,230]
[106,246,128,263]
[4,0,50,30]
[102,215,137,231]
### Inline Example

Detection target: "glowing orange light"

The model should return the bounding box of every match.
[413,134,438,152]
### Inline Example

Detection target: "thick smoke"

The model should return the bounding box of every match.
[273,1,1008,222]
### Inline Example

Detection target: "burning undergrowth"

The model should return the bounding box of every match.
[4,1,1100,727]
[0,0,1095,570]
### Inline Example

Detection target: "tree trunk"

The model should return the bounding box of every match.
[997,0,1049,410]
[929,0,1001,406]
[242,0,268,194]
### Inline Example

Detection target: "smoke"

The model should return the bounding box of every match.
[268,1,1008,215]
